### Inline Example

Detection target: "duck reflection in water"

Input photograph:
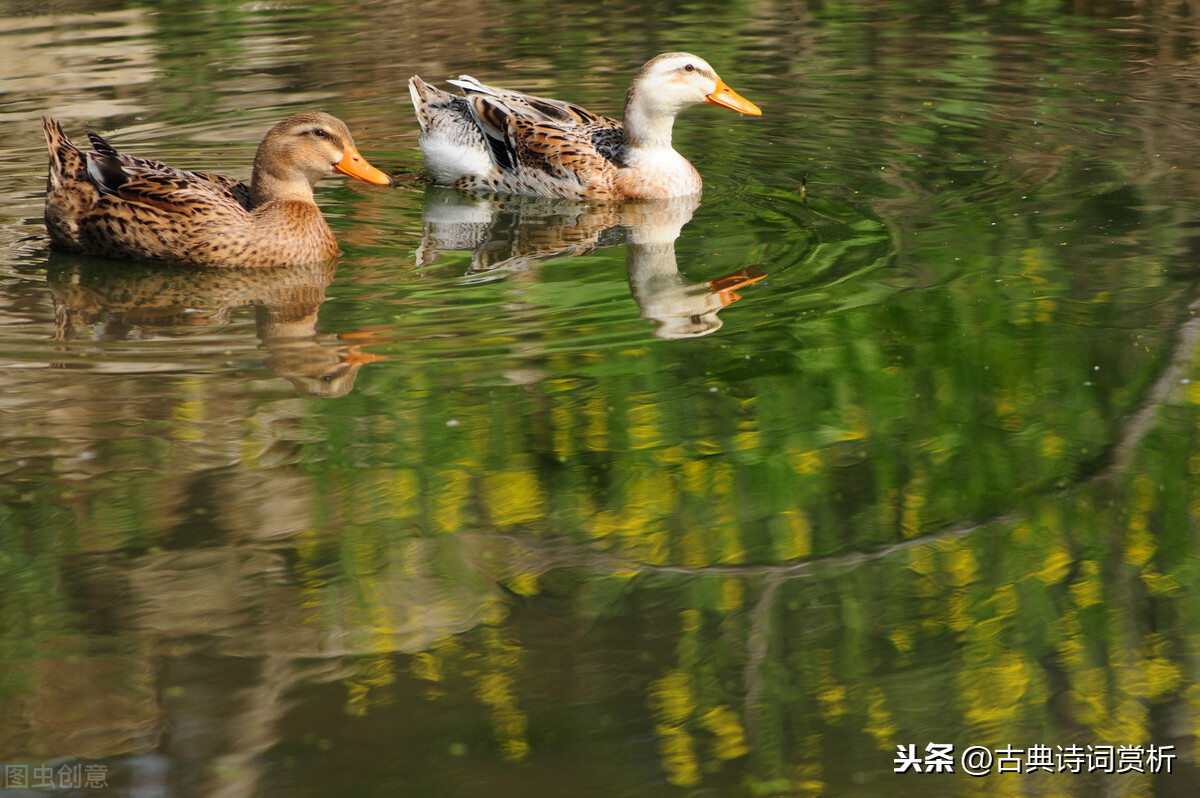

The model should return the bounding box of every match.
[416,189,764,339]
[47,255,383,398]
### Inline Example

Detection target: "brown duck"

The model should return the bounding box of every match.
[42,111,392,269]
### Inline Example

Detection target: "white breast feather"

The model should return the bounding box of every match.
[420,134,495,184]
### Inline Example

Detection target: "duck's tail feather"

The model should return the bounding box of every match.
[447,75,497,97]
[409,75,460,133]
[41,117,88,190]
[86,130,121,157]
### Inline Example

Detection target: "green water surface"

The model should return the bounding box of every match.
[1,1,1199,795]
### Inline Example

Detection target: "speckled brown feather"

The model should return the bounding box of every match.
[86,130,253,208]
[41,113,384,269]
[451,87,626,200]
[509,118,621,197]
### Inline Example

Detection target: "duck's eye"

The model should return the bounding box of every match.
[309,128,330,140]
[684,64,695,72]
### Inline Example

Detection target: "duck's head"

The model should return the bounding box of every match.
[627,53,762,120]
[251,111,391,204]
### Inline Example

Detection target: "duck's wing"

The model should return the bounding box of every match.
[86,131,252,210]
[448,76,614,127]
[85,150,251,218]
[507,116,620,189]
[452,76,623,183]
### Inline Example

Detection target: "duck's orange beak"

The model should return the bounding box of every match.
[709,267,767,306]
[335,145,392,186]
[705,79,762,116]
[341,344,387,367]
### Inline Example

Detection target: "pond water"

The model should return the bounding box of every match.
[3,0,1200,795]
